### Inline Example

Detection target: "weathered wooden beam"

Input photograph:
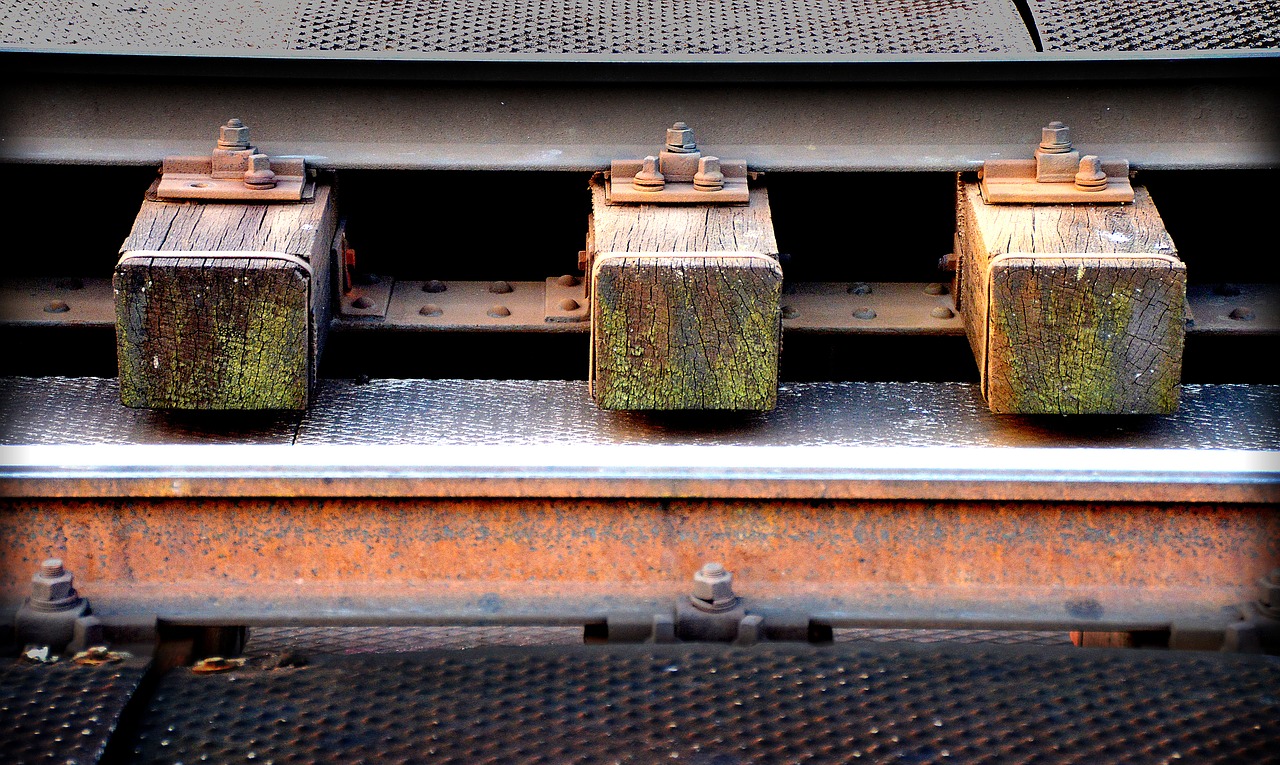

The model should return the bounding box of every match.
[956,177,1186,414]
[114,178,337,410]
[587,174,781,410]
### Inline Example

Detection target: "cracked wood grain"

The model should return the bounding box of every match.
[588,175,781,411]
[115,183,336,410]
[956,179,1186,414]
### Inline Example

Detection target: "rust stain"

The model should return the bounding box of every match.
[1,498,1276,610]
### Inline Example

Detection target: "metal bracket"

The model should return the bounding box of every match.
[608,122,749,205]
[333,223,393,320]
[156,119,312,203]
[544,275,589,323]
[980,121,1133,204]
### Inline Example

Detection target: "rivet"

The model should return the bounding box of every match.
[558,298,580,311]
[419,304,443,317]
[422,280,447,293]
[488,305,512,318]
[923,282,948,296]
[848,282,872,296]
[1229,307,1256,321]
[488,281,514,294]
[556,274,581,287]
[781,305,799,319]
[44,301,70,313]
[350,296,374,310]
[930,306,955,319]
[853,308,876,320]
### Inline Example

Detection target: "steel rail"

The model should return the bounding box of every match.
[3,66,1276,170]
[3,444,1277,503]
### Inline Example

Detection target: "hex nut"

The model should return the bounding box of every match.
[692,562,735,603]
[31,568,76,604]
[218,118,251,150]
[1039,121,1071,153]
[665,122,697,153]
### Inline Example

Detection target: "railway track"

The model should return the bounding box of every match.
[1,1,1278,761]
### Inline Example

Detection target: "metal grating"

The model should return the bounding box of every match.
[292,0,1033,54]
[1030,0,1280,50]
[244,625,583,655]
[0,0,1035,54]
[0,0,300,50]
[0,658,149,765]
[128,643,1280,763]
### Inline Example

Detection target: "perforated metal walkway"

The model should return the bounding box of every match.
[123,644,1280,764]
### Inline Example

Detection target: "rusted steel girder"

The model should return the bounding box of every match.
[1,496,1275,646]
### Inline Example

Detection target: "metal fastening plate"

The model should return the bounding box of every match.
[608,158,750,204]
[980,158,1134,204]
[607,121,750,205]
[157,155,312,202]
[980,121,1134,204]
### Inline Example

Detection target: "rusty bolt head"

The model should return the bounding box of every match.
[665,122,697,153]
[31,558,76,603]
[1074,155,1107,191]
[218,118,251,151]
[692,562,735,603]
[633,155,665,191]
[243,153,278,190]
[1039,121,1071,153]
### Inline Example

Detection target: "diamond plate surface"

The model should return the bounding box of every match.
[835,628,1073,646]
[128,644,1280,764]
[294,379,1280,449]
[0,377,301,445]
[1,0,1034,54]
[3,377,1276,449]
[0,658,149,765]
[244,625,583,655]
[1030,0,1280,50]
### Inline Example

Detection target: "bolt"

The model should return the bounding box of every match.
[29,558,81,612]
[489,280,514,294]
[1228,307,1256,321]
[1074,155,1107,192]
[632,155,665,192]
[665,121,697,153]
[693,156,725,192]
[217,118,251,151]
[243,153,277,190]
[1039,121,1072,154]
[691,562,738,612]
[487,305,511,318]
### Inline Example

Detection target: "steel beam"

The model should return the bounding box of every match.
[2,73,1276,170]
